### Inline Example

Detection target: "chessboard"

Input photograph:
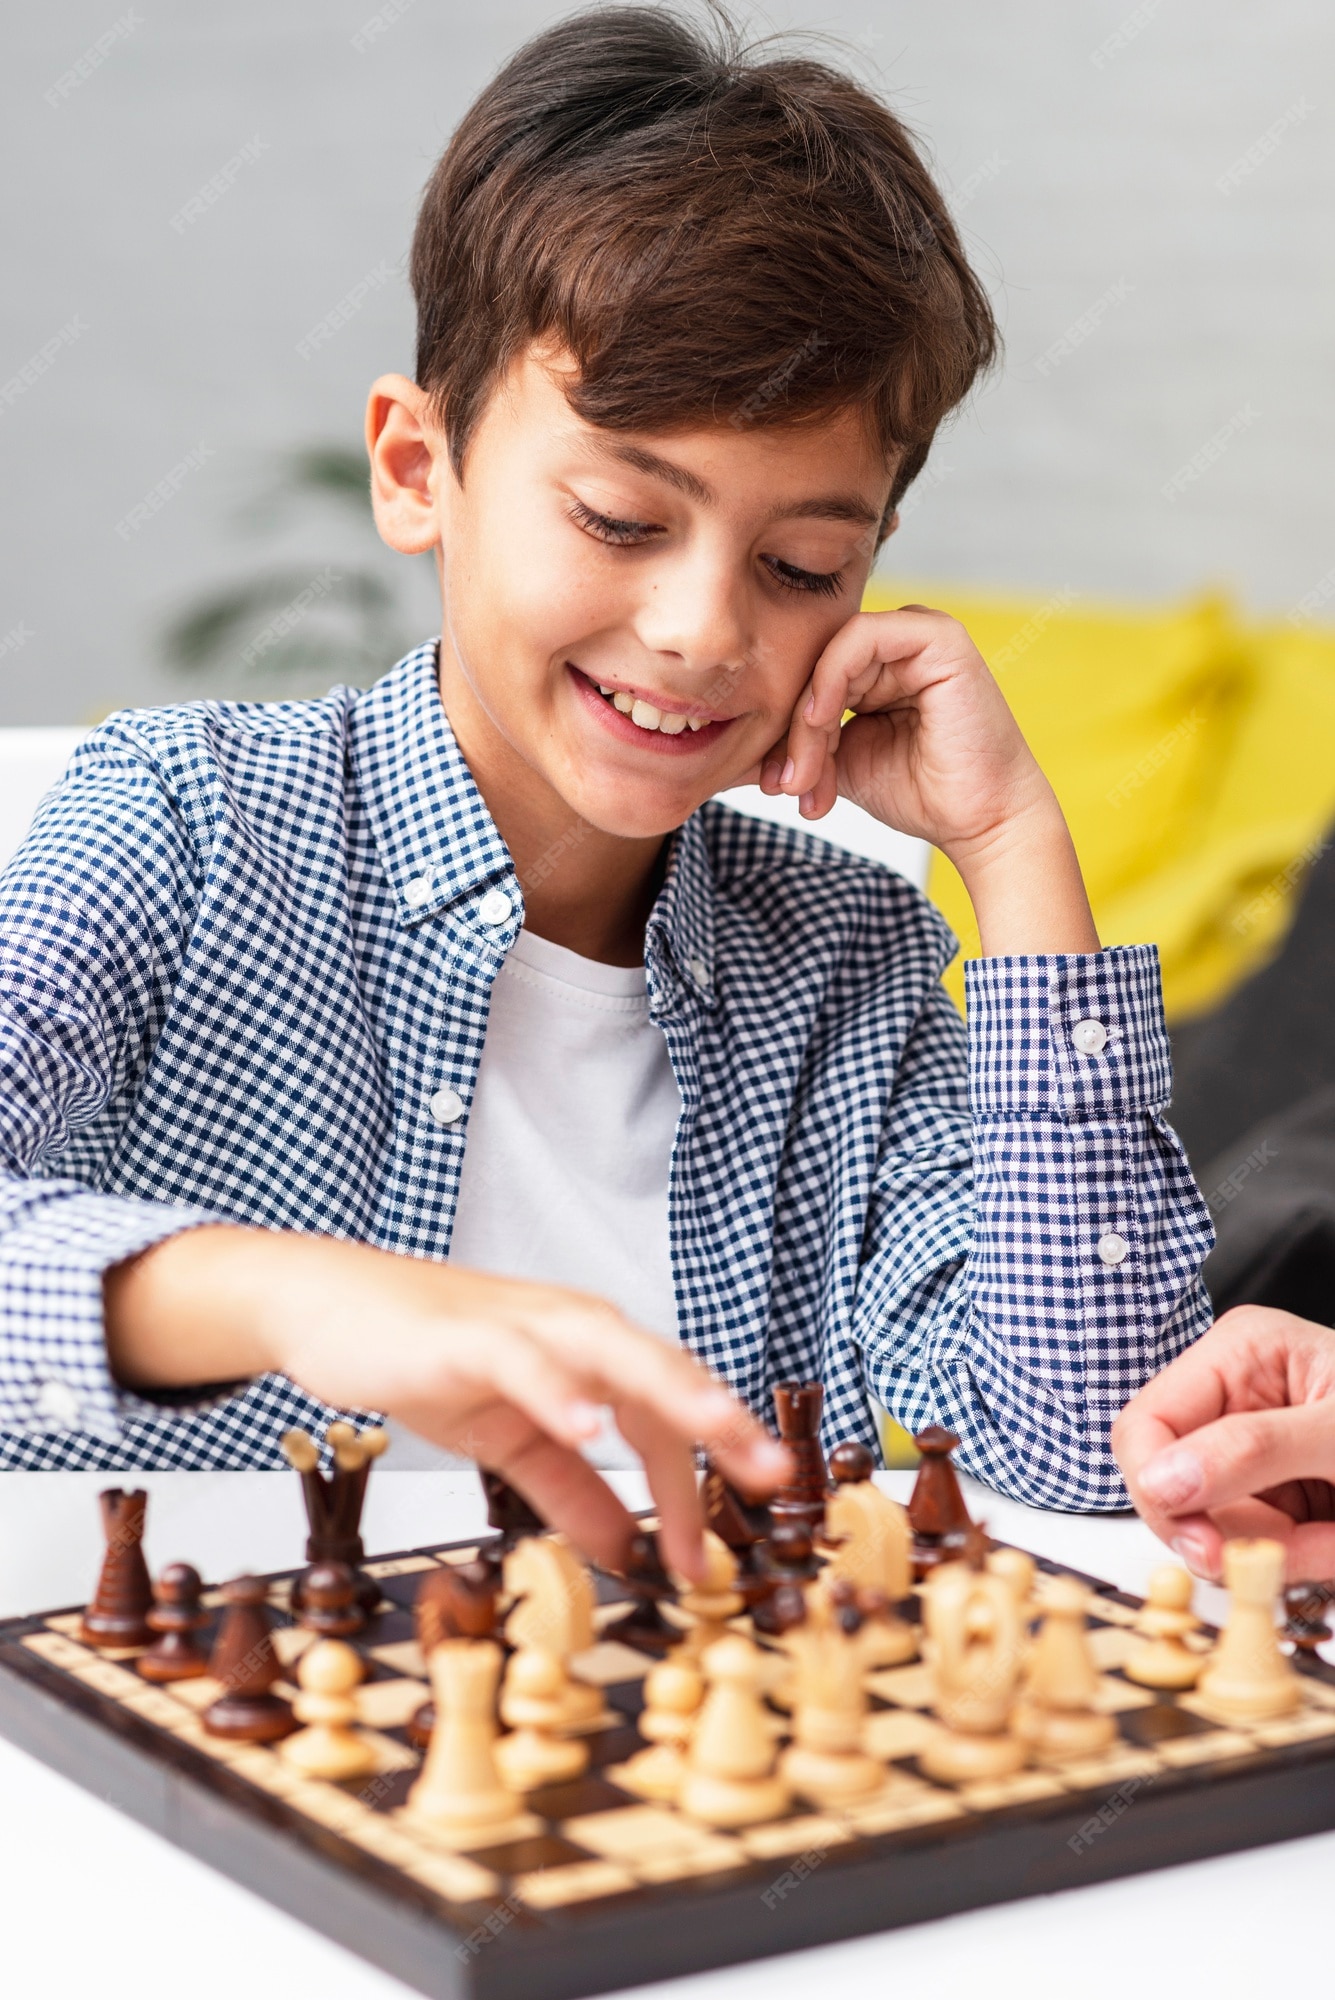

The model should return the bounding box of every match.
[5,1529,1335,2000]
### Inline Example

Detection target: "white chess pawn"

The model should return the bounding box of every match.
[406,1639,523,1843]
[614,1657,704,1802]
[1124,1566,1205,1691]
[671,1532,745,1662]
[280,1639,378,1781]
[1198,1538,1300,1723]
[496,1646,591,1790]
[1012,1577,1117,1764]
[987,1547,1037,1622]
[679,1635,790,1829]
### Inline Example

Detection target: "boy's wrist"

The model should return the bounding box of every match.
[946,794,1100,958]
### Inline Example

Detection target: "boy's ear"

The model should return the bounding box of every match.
[365,373,446,555]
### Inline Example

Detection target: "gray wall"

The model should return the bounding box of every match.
[3,1,1331,724]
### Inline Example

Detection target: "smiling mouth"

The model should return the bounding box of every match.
[569,664,732,741]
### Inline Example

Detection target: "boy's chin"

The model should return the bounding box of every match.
[561,772,712,843]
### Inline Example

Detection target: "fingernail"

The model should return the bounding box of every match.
[803,696,816,721]
[1171,1531,1211,1577]
[761,759,781,789]
[1139,1448,1203,1510]
[780,758,796,788]
[799,791,817,816]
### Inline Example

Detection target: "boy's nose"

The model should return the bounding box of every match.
[631,553,753,699]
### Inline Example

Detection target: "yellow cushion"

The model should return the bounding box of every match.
[861,579,1335,1020]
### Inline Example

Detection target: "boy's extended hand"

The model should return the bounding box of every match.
[106,1227,790,1581]
[760,606,1100,958]
[1113,1305,1335,1583]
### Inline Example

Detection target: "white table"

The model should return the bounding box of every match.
[0,1470,1327,2000]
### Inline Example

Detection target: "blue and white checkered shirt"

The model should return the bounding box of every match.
[0,642,1212,1501]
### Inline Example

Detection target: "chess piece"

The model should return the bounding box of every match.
[281,1639,378,1781]
[496,1646,591,1789]
[1198,1538,1301,1723]
[283,1423,388,1618]
[1124,1566,1206,1691]
[297,1560,365,1638]
[1284,1582,1333,1656]
[987,1546,1037,1623]
[919,1558,1027,1783]
[600,1529,679,1654]
[703,1462,774,1611]
[769,1381,829,1533]
[780,1594,884,1807]
[823,1442,916,1665]
[751,1520,821,1637]
[137,1563,209,1683]
[614,1657,704,1802]
[1013,1577,1117,1764]
[81,1488,154,1649]
[408,1558,500,1746]
[203,1575,296,1743]
[477,1468,546,1576]
[670,1530,745,1658]
[908,1428,973,1580]
[406,1639,523,1843]
[503,1534,602,1729]
[679,1634,790,1828]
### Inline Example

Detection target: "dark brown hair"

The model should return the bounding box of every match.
[410,4,999,521]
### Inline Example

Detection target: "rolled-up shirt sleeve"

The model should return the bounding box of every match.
[854,945,1214,1510]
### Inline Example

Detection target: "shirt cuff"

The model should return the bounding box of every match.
[965,944,1172,1119]
[0,1188,220,1440]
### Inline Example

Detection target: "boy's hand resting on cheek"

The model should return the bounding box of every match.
[106,1227,790,1582]
[1112,1306,1335,1583]
[759,605,1100,959]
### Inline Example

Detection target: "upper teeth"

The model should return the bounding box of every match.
[602,687,703,734]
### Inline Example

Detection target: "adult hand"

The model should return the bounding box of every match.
[1112,1305,1335,1582]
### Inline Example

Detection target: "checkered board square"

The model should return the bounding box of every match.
[4,1534,1335,2000]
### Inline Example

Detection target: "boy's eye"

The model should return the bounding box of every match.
[570,497,843,600]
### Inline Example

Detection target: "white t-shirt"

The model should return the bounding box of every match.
[383,927,681,1468]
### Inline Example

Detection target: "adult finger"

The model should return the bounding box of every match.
[1134,1404,1335,1522]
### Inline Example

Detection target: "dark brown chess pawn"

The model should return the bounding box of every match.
[769,1381,829,1533]
[203,1575,296,1744]
[137,1564,209,1683]
[296,1561,365,1638]
[828,1440,876,1490]
[907,1426,973,1580]
[752,1520,823,1636]
[81,1488,154,1649]
[407,1558,499,1748]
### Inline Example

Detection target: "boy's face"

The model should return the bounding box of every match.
[371,345,897,839]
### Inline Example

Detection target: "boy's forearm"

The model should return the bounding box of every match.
[104,1225,282,1391]
[947,794,1100,958]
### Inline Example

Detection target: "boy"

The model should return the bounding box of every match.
[0,7,1212,1570]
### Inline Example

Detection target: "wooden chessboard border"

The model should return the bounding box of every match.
[5,1541,1335,2000]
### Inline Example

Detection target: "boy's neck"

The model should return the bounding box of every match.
[437,658,666,969]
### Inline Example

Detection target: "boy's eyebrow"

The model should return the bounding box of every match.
[584,439,883,528]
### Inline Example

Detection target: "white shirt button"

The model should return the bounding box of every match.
[478,887,512,927]
[1072,1018,1109,1056]
[1097,1231,1130,1267]
[404,874,434,909]
[429,1088,465,1127]
[688,955,711,990]
[35,1380,81,1427]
